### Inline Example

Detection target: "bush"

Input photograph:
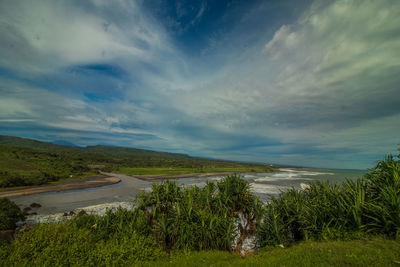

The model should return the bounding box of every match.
[363,156,400,237]
[257,155,400,246]
[0,198,24,230]
[70,207,152,241]
[137,175,262,251]
[1,222,166,266]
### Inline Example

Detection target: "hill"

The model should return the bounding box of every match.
[0,135,76,152]
[0,135,274,188]
[0,135,189,158]
[85,145,190,159]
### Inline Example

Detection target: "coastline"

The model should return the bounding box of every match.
[0,175,121,198]
[0,172,238,199]
[131,171,235,181]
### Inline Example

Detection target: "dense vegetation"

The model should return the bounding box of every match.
[257,155,400,246]
[135,175,262,251]
[0,153,399,265]
[0,198,24,230]
[0,154,400,266]
[0,135,273,188]
[153,238,400,266]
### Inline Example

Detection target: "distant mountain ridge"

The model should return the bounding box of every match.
[52,140,79,147]
[0,135,190,159]
[0,134,275,189]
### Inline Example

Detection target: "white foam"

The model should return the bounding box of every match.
[23,201,134,224]
[209,176,224,181]
[249,183,290,195]
[279,168,334,176]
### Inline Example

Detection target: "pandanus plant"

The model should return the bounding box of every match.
[363,156,400,237]
[258,154,400,246]
[137,175,262,251]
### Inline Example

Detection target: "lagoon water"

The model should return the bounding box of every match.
[12,168,366,216]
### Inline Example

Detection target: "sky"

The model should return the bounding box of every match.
[0,0,399,169]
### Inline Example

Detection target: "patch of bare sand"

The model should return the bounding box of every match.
[0,176,121,198]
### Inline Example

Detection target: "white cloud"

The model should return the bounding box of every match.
[163,0,400,167]
[0,0,176,75]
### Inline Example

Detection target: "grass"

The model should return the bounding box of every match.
[150,238,400,266]
[3,233,398,267]
[118,166,272,176]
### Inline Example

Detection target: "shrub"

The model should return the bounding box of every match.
[363,156,400,237]
[2,222,166,266]
[0,198,24,230]
[70,207,152,241]
[137,175,262,251]
[257,155,400,246]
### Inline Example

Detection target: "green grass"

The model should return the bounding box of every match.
[118,166,272,176]
[150,238,400,266]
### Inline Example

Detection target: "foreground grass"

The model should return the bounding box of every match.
[118,166,272,176]
[2,235,398,266]
[151,238,400,266]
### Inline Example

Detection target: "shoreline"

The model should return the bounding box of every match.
[0,172,241,199]
[0,175,121,198]
[130,172,236,181]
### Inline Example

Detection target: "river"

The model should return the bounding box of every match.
[11,168,366,219]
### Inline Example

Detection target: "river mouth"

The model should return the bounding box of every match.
[11,168,366,217]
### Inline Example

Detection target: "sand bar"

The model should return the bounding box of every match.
[0,175,121,198]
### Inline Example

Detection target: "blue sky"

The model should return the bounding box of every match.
[0,0,399,169]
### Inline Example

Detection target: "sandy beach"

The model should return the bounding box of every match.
[0,175,121,198]
[0,172,232,199]
[132,172,234,181]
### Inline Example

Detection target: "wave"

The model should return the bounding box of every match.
[279,168,334,176]
[249,183,290,195]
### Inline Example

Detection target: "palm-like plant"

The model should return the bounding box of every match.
[136,175,261,251]
[257,154,400,246]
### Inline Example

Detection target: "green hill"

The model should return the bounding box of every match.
[0,135,189,158]
[0,135,273,188]
[85,145,190,159]
[0,135,76,152]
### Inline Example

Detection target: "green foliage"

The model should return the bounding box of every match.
[0,222,166,266]
[0,145,92,188]
[0,198,24,230]
[137,175,262,251]
[70,207,152,241]
[0,135,273,188]
[258,155,400,246]
[1,161,400,266]
[150,238,400,266]
[363,156,400,237]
